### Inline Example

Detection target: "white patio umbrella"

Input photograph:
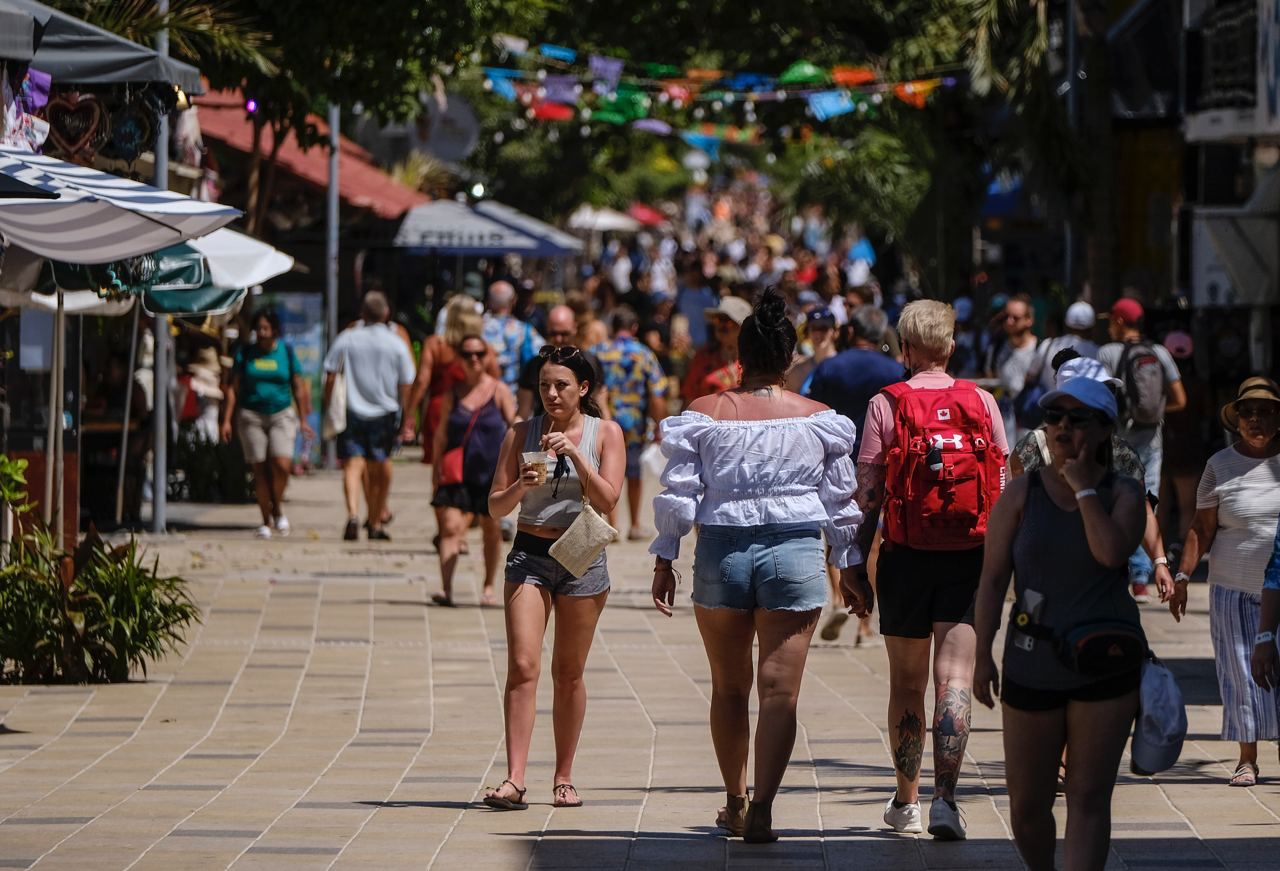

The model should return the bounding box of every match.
[567,204,641,233]
[0,147,240,263]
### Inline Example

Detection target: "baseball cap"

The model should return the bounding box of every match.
[1055,356,1121,390]
[1163,330,1193,359]
[1039,376,1119,422]
[806,307,836,327]
[1064,301,1096,330]
[1130,656,1187,776]
[705,296,753,325]
[1110,298,1144,325]
[797,289,823,307]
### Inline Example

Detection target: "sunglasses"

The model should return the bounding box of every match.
[539,344,581,363]
[459,349,486,360]
[1042,406,1105,428]
[546,329,575,339]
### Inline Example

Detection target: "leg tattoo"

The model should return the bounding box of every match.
[893,709,925,781]
[934,685,971,800]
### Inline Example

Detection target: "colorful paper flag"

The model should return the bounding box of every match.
[543,75,579,105]
[589,54,625,95]
[807,90,855,121]
[533,102,575,122]
[831,66,876,87]
[538,43,578,63]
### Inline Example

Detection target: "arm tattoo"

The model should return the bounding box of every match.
[855,462,886,560]
[892,709,924,781]
[933,685,972,801]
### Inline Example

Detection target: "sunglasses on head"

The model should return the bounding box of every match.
[539,344,581,363]
[1042,406,1104,428]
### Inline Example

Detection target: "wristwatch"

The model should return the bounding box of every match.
[1174,572,1191,584]
[1255,631,1276,647]
[1153,556,1169,567]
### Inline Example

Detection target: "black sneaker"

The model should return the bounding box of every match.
[368,527,391,541]
[343,519,359,541]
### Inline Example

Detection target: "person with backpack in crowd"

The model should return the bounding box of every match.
[850,300,1007,840]
[1099,298,1186,602]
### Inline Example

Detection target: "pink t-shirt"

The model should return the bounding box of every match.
[857,371,1009,465]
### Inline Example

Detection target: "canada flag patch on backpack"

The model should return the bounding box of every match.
[881,380,1006,551]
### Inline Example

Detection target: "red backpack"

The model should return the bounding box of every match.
[881,380,1005,551]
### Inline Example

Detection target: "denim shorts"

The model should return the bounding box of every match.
[338,411,398,462]
[505,532,610,597]
[692,523,827,612]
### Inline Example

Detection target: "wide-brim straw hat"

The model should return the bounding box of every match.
[1221,376,1280,431]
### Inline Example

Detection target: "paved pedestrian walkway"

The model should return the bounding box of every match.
[1,461,1277,869]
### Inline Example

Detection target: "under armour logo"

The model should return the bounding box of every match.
[931,434,964,450]
[937,408,951,421]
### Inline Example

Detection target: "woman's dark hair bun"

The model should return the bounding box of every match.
[753,286,790,328]
[738,286,797,380]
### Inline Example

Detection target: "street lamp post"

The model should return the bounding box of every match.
[152,0,170,533]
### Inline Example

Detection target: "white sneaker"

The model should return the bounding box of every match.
[254,525,272,539]
[928,799,966,841]
[883,796,923,833]
[275,515,291,536]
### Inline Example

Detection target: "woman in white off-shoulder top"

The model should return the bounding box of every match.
[650,288,869,843]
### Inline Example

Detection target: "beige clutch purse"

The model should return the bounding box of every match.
[549,493,618,577]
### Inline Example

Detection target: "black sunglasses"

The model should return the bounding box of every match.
[539,344,581,363]
[1042,406,1105,428]
[459,348,486,360]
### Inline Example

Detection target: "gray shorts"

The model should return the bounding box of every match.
[505,533,610,597]
[237,407,297,464]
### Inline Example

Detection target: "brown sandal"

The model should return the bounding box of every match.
[1229,762,1258,787]
[483,779,528,810]
[715,793,748,836]
[553,783,583,807]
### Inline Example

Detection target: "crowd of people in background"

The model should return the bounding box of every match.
[194,181,1280,866]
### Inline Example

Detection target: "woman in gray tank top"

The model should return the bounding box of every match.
[483,346,626,812]
[973,376,1146,871]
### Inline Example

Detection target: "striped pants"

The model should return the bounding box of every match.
[1209,585,1280,742]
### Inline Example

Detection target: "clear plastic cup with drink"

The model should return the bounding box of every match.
[521,451,552,485]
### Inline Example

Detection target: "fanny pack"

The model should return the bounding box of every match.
[1013,612,1146,678]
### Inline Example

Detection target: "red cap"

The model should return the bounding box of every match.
[1110,298,1144,325]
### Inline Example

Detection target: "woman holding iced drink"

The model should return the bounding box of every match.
[483,345,626,810]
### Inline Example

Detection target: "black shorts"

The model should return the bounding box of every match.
[431,483,492,516]
[1001,668,1142,712]
[876,542,983,639]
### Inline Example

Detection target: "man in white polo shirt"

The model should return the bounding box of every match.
[324,292,415,542]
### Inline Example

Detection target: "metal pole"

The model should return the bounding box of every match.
[42,302,59,527]
[1063,0,1078,296]
[53,293,64,540]
[152,0,170,532]
[325,102,340,469]
[116,302,141,525]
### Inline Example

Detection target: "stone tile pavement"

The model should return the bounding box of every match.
[1,461,1278,869]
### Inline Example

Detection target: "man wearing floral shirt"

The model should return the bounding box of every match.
[593,305,668,540]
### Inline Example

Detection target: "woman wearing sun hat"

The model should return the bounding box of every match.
[1170,377,1280,787]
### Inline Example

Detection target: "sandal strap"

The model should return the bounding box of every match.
[500,778,526,797]
[554,783,576,793]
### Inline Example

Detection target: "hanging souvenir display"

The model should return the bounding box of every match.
[43,92,111,162]
[100,96,154,165]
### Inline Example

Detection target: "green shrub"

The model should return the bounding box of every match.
[0,527,200,684]
[0,455,31,514]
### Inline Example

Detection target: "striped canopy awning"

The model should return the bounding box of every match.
[0,147,240,264]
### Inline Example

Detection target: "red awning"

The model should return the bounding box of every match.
[194,90,428,219]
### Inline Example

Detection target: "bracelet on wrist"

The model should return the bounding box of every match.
[1074,488,1098,501]
[1153,556,1169,567]
[1174,572,1191,584]
[1255,631,1276,647]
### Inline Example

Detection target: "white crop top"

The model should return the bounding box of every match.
[649,410,863,568]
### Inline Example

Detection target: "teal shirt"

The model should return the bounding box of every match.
[235,341,299,414]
